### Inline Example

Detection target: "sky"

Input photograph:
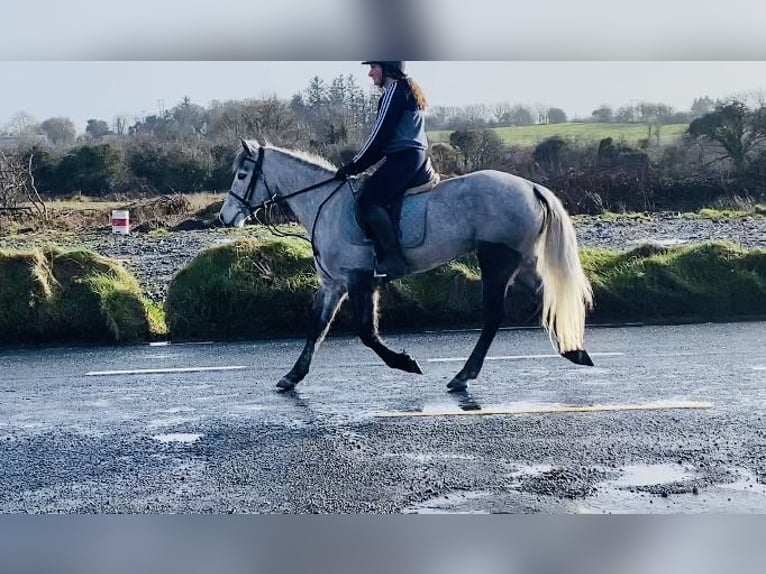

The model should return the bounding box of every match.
[2,61,766,134]
[3,0,766,133]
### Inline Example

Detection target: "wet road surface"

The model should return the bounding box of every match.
[1,322,765,513]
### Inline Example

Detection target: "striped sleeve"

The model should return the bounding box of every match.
[349,81,407,173]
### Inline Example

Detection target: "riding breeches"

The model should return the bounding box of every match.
[357,148,427,214]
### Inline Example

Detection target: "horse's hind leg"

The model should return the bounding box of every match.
[349,272,423,374]
[277,283,347,391]
[447,242,522,392]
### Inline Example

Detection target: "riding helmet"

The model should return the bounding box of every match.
[361,61,407,77]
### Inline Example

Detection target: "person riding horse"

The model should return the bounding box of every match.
[335,61,430,278]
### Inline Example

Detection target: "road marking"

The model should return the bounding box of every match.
[425,352,624,363]
[149,341,214,347]
[753,366,766,371]
[377,400,713,418]
[86,366,247,376]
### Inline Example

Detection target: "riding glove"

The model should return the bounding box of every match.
[334,163,357,180]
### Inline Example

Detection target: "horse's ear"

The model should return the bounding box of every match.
[239,137,251,155]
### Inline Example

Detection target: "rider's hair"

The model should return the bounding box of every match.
[393,75,427,111]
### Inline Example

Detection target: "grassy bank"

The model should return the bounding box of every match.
[165,238,766,341]
[2,238,764,346]
[582,241,766,323]
[0,246,165,345]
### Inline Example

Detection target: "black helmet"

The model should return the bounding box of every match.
[361,61,407,78]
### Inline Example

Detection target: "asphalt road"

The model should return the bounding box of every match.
[1,321,765,513]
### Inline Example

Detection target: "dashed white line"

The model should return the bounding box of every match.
[86,366,247,376]
[425,352,624,363]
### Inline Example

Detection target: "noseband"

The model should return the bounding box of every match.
[228,146,275,221]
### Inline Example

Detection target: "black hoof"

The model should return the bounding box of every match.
[404,355,424,375]
[276,377,298,391]
[447,378,468,392]
[392,353,423,374]
[562,349,594,366]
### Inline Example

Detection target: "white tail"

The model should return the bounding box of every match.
[533,186,593,353]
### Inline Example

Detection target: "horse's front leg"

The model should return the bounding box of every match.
[349,273,423,375]
[277,283,347,391]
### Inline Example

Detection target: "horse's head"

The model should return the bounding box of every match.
[218,138,269,228]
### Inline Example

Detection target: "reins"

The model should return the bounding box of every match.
[228,146,352,277]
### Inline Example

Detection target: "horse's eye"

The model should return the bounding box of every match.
[237,172,247,180]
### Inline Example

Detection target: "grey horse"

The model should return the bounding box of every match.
[218,139,594,392]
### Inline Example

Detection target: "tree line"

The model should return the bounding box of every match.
[0,74,764,212]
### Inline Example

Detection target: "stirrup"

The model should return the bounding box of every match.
[374,257,407,279]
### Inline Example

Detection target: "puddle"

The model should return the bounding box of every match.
[231,404,269,413]
[579,466,766,513]
[84,399,110,408]
[394,452,478,463]
[508,464,555,479]
[611,463,696,487]
[407,490,492,514]
[719,468,766,495]
[147,415,199,429]
[152,433,203,444]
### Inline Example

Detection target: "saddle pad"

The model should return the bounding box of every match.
[342,191,432,249]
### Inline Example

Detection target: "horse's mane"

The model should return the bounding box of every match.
[232,141,337,173]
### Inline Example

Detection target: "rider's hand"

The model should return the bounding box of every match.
[334,163,354,180]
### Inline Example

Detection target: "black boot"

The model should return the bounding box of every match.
[364,205,408,278]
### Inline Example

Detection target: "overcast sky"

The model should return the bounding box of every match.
[2,61,766,133]
[3,0,766,133]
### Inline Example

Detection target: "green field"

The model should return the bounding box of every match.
[429,122,689,148]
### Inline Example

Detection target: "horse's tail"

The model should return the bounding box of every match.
[532,186,593,358]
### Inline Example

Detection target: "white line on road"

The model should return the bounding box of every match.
[425,352,624,363]
[86,366,247,377]
[378,400,713,418]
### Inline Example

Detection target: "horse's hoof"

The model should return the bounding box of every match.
[447,378,468,392]
[276,378,297,391]
[404,355,424,375]
[392,353,423,374]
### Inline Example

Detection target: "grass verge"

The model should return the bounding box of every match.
[0,246,166,345]
[167,238,766,341]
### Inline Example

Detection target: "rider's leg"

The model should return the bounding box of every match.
[357,149,425,278]
[364,204,407,278]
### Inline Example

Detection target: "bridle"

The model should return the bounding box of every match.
[226,145,351,272]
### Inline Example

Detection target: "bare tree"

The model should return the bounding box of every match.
[113,114,131,137]
[4,112,38,137]
[0,148,46,218]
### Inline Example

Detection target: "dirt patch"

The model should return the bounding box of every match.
[0,194,222,236]
[128,195,194,232]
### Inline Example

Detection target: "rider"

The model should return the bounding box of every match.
[335,61,429,278]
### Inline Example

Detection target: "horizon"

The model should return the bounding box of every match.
[2,62,766,135]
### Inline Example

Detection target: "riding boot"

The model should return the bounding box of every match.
[364,205,408,278]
